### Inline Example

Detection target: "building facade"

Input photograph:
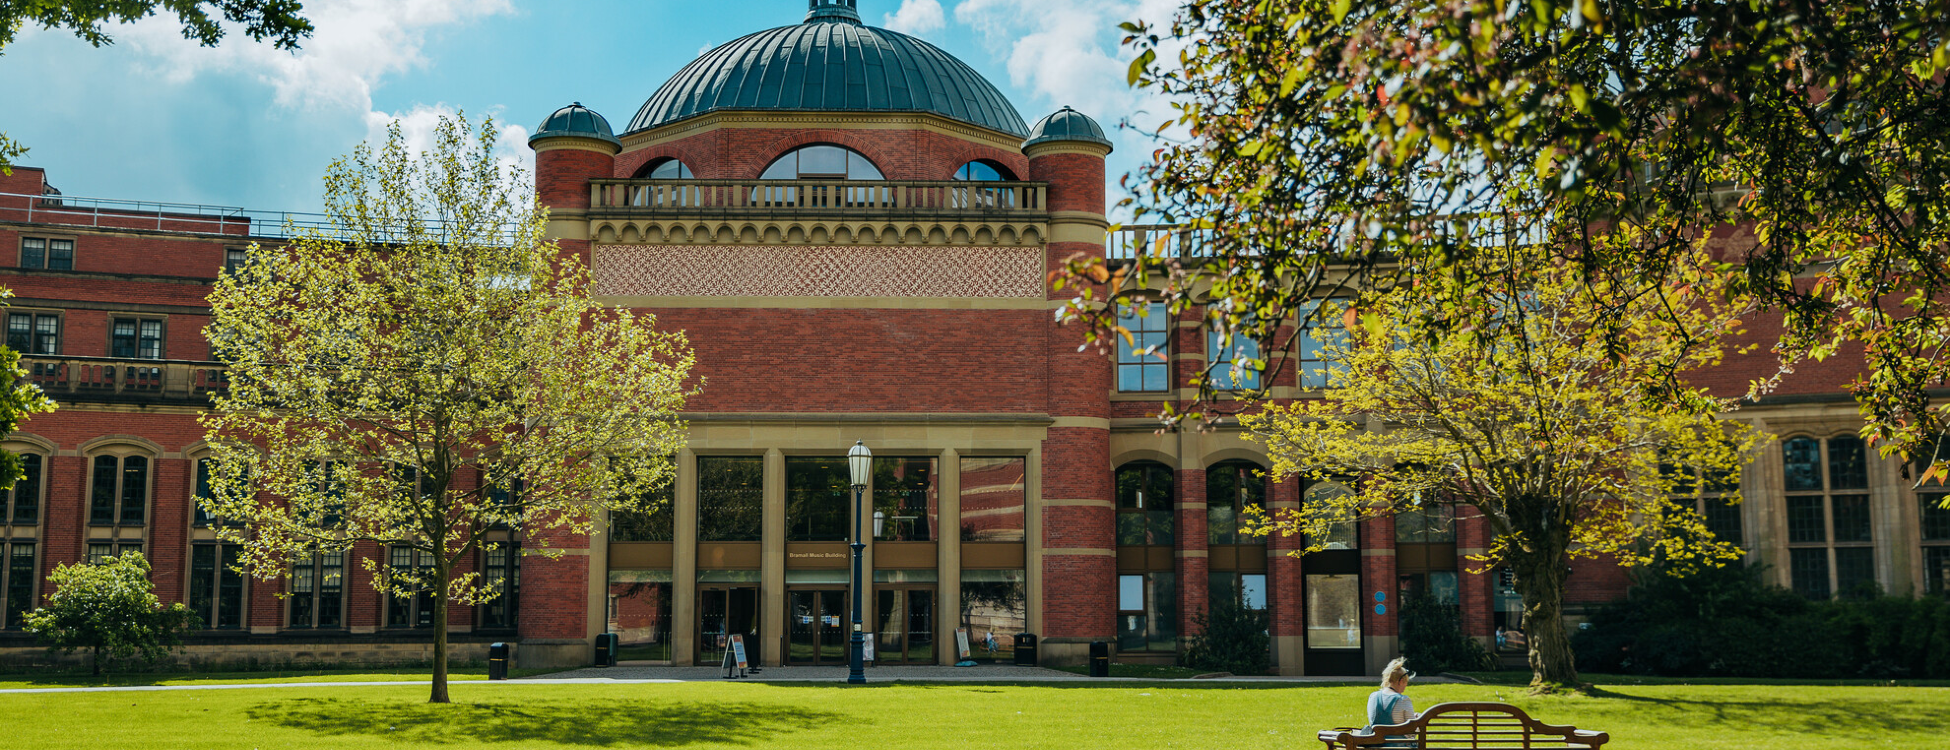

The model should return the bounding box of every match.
[0,0,1946,673]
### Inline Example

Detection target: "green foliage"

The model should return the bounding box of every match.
[0,1,312,52]
[1574,562,1950,679]
[1180,599,1271,675]
[0,132,23,174]
[22,552,200,676]
[0,287,58,497]
[1400,594,1495,674]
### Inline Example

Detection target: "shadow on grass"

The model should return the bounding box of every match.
[246,697,847,746]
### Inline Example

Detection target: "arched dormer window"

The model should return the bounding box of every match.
[953,160,1015,181]
[761,144,883,180]
[639,158,695,180]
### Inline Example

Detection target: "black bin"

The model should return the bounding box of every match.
[1088,640,1110,677]
[1013,634,1038,666]
[595,632,619,667]
[487,642,509,681]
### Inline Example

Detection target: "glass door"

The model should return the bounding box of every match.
[698,585,760,666]
[787,589,848,665]
[873,587,935,664]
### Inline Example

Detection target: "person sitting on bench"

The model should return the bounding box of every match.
[1365,658,1419,747]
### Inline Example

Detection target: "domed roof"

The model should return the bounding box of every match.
[626,3,1027,138]
[1024,106,1113,151]
[530,103,620,147]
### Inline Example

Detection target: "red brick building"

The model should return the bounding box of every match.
[1,0,1945,673]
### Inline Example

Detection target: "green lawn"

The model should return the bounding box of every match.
[0,667,563,691]
[2,679,1946,749]
[1049,663,1214,679]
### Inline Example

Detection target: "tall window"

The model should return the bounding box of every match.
[19,237,73,270]
[188,544,244,629]
[1306,573,1362,649]
[786,457,849,542]
[1115,461,1175,546]
[111,318,164,359]
[480,544,520,629]
[760,145,883,180]
[89,454,149,525]
[958,457,1025,543]
[1116,303,1170,393]
[289,551,345,628]
[1116,572,1178,652]
[4,453,41,525]
[1919,440,1950,596]
[612,483,675,542]
[6,313,58,355]
[872,457,937,542]
[1782,436,1876,598]
[1206,328,1262,391]
[2,542,35,629]
[1299,300,1349,389]
[698,457,763,542]
[386,546,436,628]
[1206,461,1266,545]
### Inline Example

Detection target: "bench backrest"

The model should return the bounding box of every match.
[1317,702,1610,749]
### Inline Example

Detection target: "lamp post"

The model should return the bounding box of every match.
[846,440,871,685]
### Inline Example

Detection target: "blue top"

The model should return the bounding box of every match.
[1366,689,1416,745]
[626,5,1027,138]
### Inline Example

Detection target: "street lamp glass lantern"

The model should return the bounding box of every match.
[848,441,872,488]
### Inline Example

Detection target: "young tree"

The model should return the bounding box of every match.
[199,114,695,704]
[0,288,58,494]
[1084,1,1950,482]
[23,552,200,676]
[1241,246,1767,691]
[0,1,313,173]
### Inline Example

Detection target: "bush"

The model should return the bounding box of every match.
[1572,560,1950,679]
[1400,593,1495,673]
[23,552,200,676]
[1181,599,1271,675]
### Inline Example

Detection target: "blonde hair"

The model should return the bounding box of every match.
[1380,657,1412,689]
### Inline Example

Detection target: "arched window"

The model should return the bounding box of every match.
[1115,461,1175,546]
[639,158,695,179]
[761,144,883,180]
[1115,460,1177,653]
[89,452,150,527]
[953,160,1015,181]
[1206,460,1266,545]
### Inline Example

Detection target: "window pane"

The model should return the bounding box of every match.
[1925,546,1950,596]
[1306,574,1362,649]
[1208,571,1240,608]
[1827,437,1868,490]
[89,456,117,524]
[872,457,937,542]
[608,571,673,660]
[6,314,29,352]
[9,453,40,524]
[785,457,848,542]
[1786,495,1827,543]
[20,238,44,269]
[1782,438,1824,491]
[4,543,35,628]
[960,570,1026,661]
[698,457,764,542]
[1241,574,1268,610]
[1790,547,1831,599]
[120,455,147,524]
[190,545,216,627]
[47,240,73,270]
[1703,496,1743,546]
[1207,331,1261,390]
[318,552,344,628]
[1118,574,1143,611]
[34,315,57,354]
[612,483,675,542]
[959,457,1024,543]
[1834,547,1876,595]
[845,152,883,180]
[1831,495,1872,543]
[1923,494,1950,541]
[649,160,687,180]
[798,145,847,176]
[1304,481,1358,549]
[217,545,244,628]
[138,320,163,359]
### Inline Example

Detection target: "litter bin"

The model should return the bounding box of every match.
[1088,641,1110,677]
[595,632,619,667]
[488,642,509,681]
[1013,634,1038,667]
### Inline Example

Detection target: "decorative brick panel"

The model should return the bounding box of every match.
[593,244,1042,299]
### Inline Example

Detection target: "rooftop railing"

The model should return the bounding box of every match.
[588,179,1049,218]
[0,191,341,239]
[1109,224,1209,260]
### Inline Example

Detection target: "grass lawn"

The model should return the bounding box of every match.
[0,667,564,690]
[2,678,1947,749]
[1048,663,1212,679]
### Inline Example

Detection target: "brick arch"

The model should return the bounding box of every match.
[2,433,58,454]
[747,130,901,179]
[80,434,165,456]
[616,143,715,180]
[1198,449,1269,471]
[936,141,1031,181]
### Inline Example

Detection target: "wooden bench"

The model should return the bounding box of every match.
[1317,702,1610,749]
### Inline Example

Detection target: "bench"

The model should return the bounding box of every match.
[1317,702,1610,749]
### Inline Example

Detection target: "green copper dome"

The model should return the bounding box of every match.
[530,102,620,147]
[626,1,1027,138]
[1023,106,1113,151]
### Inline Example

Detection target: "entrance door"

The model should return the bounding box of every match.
[698,585,759,666]
[786,589,848,665]
[873,587,935,664]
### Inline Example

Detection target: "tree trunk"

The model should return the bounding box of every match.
[1510,549,1580,691]
[91,644,101,677]
[430,574,451,704]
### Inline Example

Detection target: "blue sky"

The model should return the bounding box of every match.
[0,0,1178,215]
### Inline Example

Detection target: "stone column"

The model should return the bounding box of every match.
[937,447,962,665]
[672,447,698,664]
[761,448,786,666]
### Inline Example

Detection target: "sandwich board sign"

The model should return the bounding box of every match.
[864,632,876,662]
[721,634,750,679]
[955,628,972,660]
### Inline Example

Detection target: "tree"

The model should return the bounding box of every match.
[23,552,200,676]
[0,288,58,500]
[1080,1,1950,484]
[199,113,695,703]
[1240,244,1767,691]
[0,1,313,173]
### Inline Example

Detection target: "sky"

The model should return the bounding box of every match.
[0,0,1182,216]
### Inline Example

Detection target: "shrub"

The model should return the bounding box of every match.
[1399,593,1495,673]
[1181,599,1271,675]
[22,552,200,676]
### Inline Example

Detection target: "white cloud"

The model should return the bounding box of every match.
[882,0,947,34]
[362,103,534,182]
[951,0,1181,133]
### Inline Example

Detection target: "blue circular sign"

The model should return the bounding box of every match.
[1374,591,1387,602]
[1374,604,1387,615]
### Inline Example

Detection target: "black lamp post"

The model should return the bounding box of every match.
[847,440,871,685]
